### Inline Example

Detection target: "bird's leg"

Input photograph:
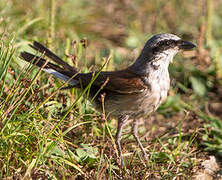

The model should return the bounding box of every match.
[132,120,148,161]
[115,115,129,167]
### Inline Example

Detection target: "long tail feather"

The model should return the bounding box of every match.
[20,51,78,85]
[30,41,76,72]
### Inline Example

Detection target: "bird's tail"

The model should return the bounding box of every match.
[20,41,78,85]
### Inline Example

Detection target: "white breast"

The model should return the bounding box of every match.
[148,62,170,111]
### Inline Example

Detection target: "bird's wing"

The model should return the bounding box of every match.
[76,69,148,94]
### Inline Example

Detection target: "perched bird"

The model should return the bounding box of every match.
[20,33,196,167]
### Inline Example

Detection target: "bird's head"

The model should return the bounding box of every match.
[141,33,196,63]
[129,33,196,75]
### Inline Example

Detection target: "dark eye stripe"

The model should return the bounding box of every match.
[152,39,178,54]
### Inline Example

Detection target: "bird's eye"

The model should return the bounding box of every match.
[159,40,170,46]
[153,40,174,53]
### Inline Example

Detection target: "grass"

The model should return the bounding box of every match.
[1,0,222,179]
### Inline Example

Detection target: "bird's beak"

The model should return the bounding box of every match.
[179,40,196,50]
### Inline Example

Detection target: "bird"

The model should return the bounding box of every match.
[20,33,196,167]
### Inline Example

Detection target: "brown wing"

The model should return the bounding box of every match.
[20,41,147,93]
[75,69,147,94]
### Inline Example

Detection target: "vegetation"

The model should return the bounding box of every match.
[0,0,222,179]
